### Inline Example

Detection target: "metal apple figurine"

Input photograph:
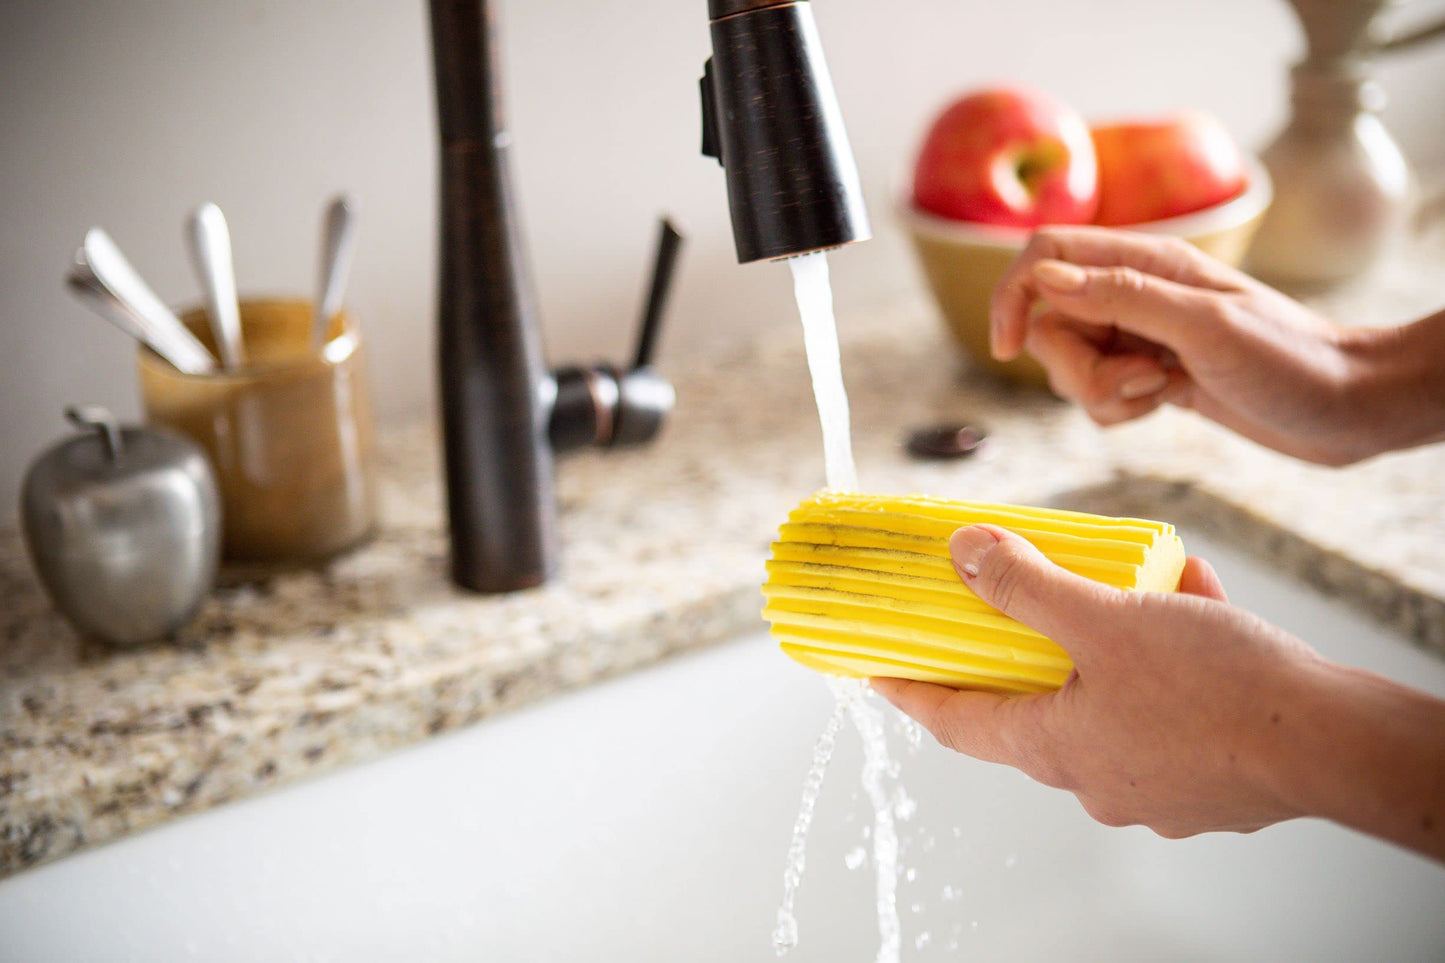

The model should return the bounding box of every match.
[21,405,221,647]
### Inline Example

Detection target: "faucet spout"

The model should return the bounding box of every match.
[701,0,872,262]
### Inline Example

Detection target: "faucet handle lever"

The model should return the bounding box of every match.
[548,217,682,453]
[632,217,685,370]
[609,216,682,447]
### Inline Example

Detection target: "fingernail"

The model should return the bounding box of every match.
[1119,371,1169,400]
[950,525,1001,580]
[1032,259,1087,293]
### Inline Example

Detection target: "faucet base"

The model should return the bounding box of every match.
[431,0,559,595]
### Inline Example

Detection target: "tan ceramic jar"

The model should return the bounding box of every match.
[138,298,377,569]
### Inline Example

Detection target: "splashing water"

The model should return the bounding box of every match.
[775,678,908,962]
[773,682,856,955]
[848,687,903,963]
[789,253,857,492]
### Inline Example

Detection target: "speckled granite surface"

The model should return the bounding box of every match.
[3,239,1444,878]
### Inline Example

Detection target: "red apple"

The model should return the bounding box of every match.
[1091,112,1247,226]
[912,88,1099,228]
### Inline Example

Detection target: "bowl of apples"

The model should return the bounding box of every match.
[902,87,1272,386]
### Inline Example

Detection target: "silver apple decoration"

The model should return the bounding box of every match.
[21,405,221,647]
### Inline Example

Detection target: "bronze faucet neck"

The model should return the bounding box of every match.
[709,0,801,21]
[428,0,682,593]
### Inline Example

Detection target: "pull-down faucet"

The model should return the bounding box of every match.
[428,0,870,593]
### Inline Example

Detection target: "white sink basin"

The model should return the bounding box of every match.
[3,529,1444,961]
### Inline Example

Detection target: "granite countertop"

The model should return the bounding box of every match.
[4,237,1445,879]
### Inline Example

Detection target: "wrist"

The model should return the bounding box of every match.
[1250,659,1358,822]
[1254,658,1445,860]
[1338,310,1445,457]
[1235,655,1330,823]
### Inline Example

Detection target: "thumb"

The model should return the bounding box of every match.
[950,524,1119,656]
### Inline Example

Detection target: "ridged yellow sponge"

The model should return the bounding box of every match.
[762,492,1186,694]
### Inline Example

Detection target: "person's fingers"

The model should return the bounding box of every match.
[1082,368,1192,427]
[990,226,1241,360]
[1025,314,1172,406]
[869,677,1036,767]
[1023,312,1107,400]
[1178,556,1228,602]
[1028,258,1230,357]
[948,524,1120,660]
[1000,287,1195,429]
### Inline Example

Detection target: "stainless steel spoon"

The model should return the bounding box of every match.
[313,194,358,348]
[65,267,196,372]
[185,202,244,369]
[68,228,217,375]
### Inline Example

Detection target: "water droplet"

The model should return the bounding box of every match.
[915,932,932,949]
[773,683,855,958]
[900,715,923,751]
[844,846,867,871]
[1004,854,1017,870]
[773,911,799,957]
[846,687,904,962]
[941,884,959,901]
[911,902,923,915]
[905,867,917,883]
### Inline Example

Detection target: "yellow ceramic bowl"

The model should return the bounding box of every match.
[902,157,1273,386]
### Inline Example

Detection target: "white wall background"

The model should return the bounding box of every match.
[3,0,1444,518]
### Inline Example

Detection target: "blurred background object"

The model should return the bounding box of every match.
[20,405,220,647]
[140,298,378,569]
[1247,0,1445,290]
[2,0,1444,514]
[185,203,246,369]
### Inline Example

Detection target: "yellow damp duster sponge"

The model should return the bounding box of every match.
[762,491,1186,694]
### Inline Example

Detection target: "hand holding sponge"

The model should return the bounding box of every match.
[762,492,1186,694]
